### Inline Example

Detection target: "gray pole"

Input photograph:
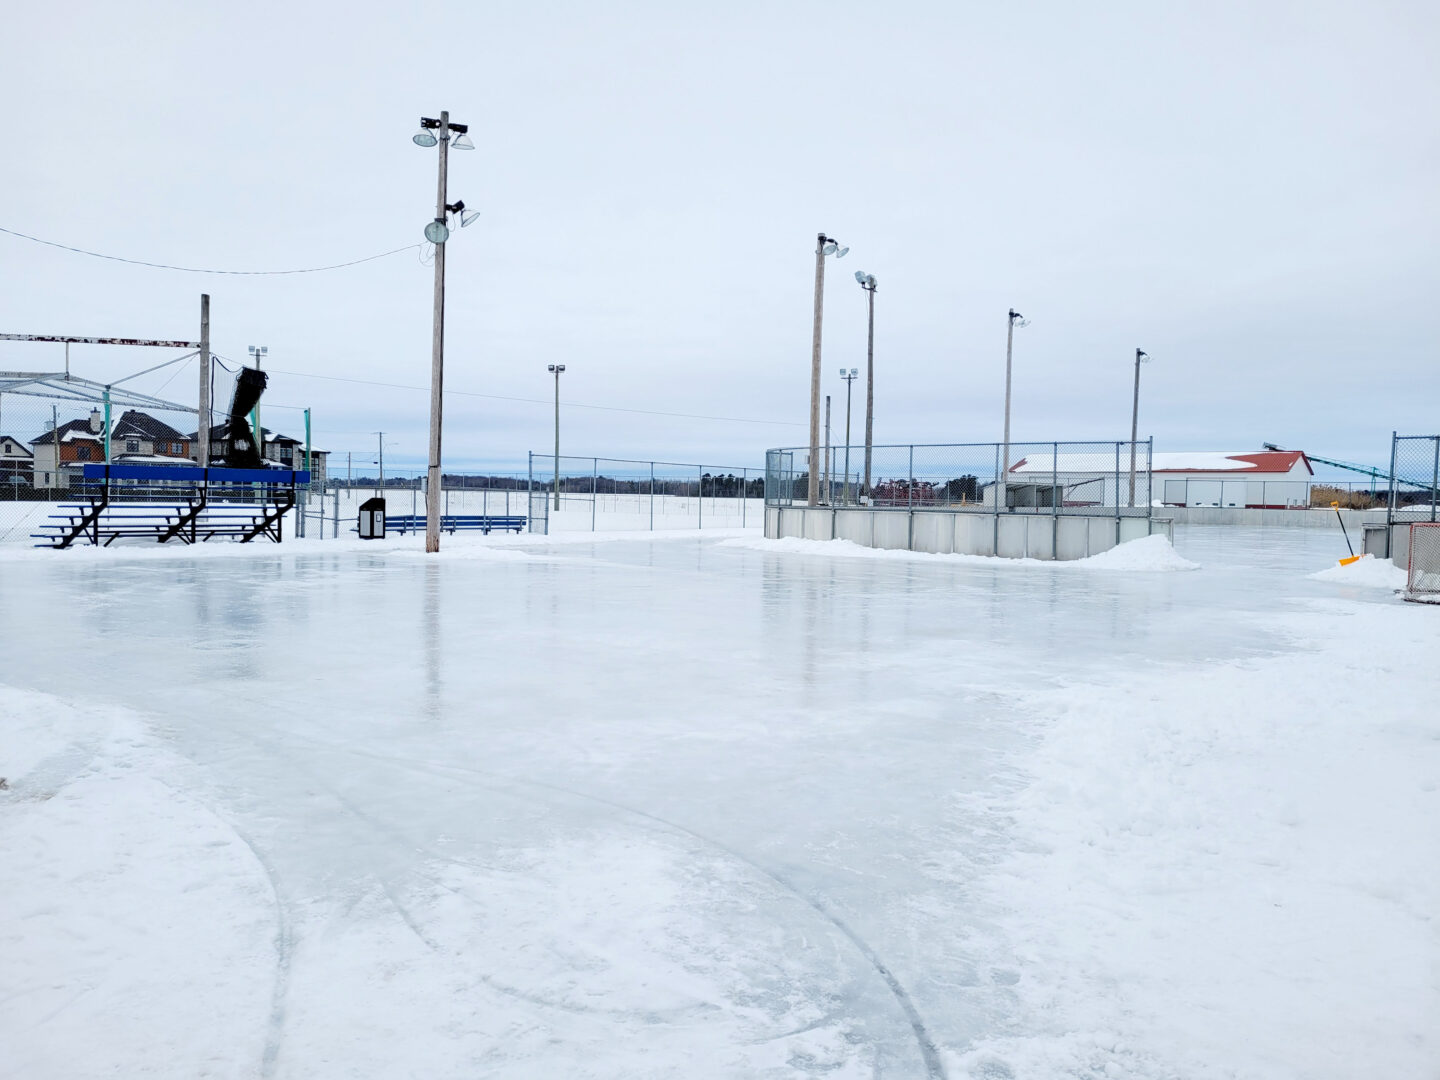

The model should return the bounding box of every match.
[198,294,210,468]
[378,432,385,498]
[1001,310,1017,509]
[424,111,450,554]
[808,233,827,505]
[863,280,875,497]
[550,364,564,510]
[1129,348,1146,508]
[823,394,832,504]
[843,372,854,505]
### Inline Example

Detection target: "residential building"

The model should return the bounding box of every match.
[1,434,34,489]
[1003,449,1315,508]
[190,423,328,487]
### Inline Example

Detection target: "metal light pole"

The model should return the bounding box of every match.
[840,367,858,504]
[198,294,210,467]
[854,272,877,497]
[1000,308,1027,510]
[808,233,849,505]
[247,345,267,460]
[1129,348,1149,507]
[823,394,832,504]
[412,111,475,552]
[548,363,565,510]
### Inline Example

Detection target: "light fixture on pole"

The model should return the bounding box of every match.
[1129,348,1149,508]
[1000,308,1029,510]
[840,367,858,505]
[412,110,473,553]
[547,363,565,511]
[808,233,849,505]
[853,271,877,497]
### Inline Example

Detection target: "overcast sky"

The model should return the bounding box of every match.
[3,0,1435,473]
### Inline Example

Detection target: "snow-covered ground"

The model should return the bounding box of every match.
[1,526,1435,1078]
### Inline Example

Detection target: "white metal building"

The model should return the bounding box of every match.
[1006,450,1314,508]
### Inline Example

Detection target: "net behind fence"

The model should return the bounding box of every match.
[765,440,1154,517]
[1405,523,1440,603]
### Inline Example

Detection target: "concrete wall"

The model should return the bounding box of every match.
[764,506,1169,560]
[1166,506,1367,529]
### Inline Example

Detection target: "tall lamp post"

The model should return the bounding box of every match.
[548,363,565,510]
[1129,348,1149,507]
[1000,308,1028,510]
[840,368,858,504]
[247,345,267,459]
[808,233,849,505]
[853,272,877,497]
[412,111,476,553]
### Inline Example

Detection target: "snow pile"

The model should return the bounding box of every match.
[1073,533,1199,571]
[1309,553,1407,589]
[721,532,1200,571]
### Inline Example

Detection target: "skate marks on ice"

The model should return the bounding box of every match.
[234,728,950,1080]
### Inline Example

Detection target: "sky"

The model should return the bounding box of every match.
[1,0,1435,473]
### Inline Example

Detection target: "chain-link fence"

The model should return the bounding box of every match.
[1389,434,1440,523]
[525,454,762,533]
[765,440,1154,517]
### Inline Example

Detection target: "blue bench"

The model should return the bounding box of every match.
[386,514,526,535]
[33,465,310,548]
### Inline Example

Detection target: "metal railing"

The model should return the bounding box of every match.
[765,440,1155,519]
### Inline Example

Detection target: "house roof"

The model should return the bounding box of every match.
[112,410,188,442]
[1009,450,1312,477]
[0,435,34,456]
[185,423,326,454]
[29,419,104,446]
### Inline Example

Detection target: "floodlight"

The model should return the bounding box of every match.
[460,210,480,227]
[452,133,475,150]
[854,270,867,284]
[413,128,438,147]
[850,368,858,377]
[424,219,450,244]
[835,246,849,258]
[822,241,837,255]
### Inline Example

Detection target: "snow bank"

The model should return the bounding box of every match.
[1308,553,1407,589]
[1072,532,1199,571]
[720,533,1199,571]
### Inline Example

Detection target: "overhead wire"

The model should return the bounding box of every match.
[0,225,419,276]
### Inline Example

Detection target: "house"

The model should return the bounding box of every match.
[0,434,34,488]
[1003,449,1315,508]
[109,410,193,463]
[30,409,194,489]
[29,417,107,489]
[190,423,328,486]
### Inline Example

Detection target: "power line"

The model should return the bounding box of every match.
[0,225,420,276]
[264,367,805,428]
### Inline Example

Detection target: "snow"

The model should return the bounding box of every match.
[1309,552,1408,589]
[2,525,1436,1078]
[721,532,1200,571]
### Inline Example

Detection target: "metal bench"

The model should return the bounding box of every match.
[386,514,527,535]
[33,464,310,548]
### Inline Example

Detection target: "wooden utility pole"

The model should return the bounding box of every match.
[198,294,210,467]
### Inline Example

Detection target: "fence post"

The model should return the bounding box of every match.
[993,442,1001,555]
[1387,433,1398,524]
[592,457,598,532]
[698,466,703,529]
[1114,441,1122,544]
[907,444,915,550]
[1052,440,1059,557]
[1432,437,1439,523]
[742,468,747,528]
[1147,437,1154,520]
[650,461,655,531]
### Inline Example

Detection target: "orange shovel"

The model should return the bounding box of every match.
[1332,501,1362,565]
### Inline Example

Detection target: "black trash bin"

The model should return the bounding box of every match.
[358,497,387,540]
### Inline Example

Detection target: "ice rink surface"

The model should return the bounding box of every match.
[2,526,1436,1078]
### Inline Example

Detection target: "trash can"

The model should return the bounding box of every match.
[358,496,387,540]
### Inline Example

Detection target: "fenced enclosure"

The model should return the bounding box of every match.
[525,454,762,534]
[1405,523,1440,603]
[765,440,1155,517]
[1389,434,1440,523]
